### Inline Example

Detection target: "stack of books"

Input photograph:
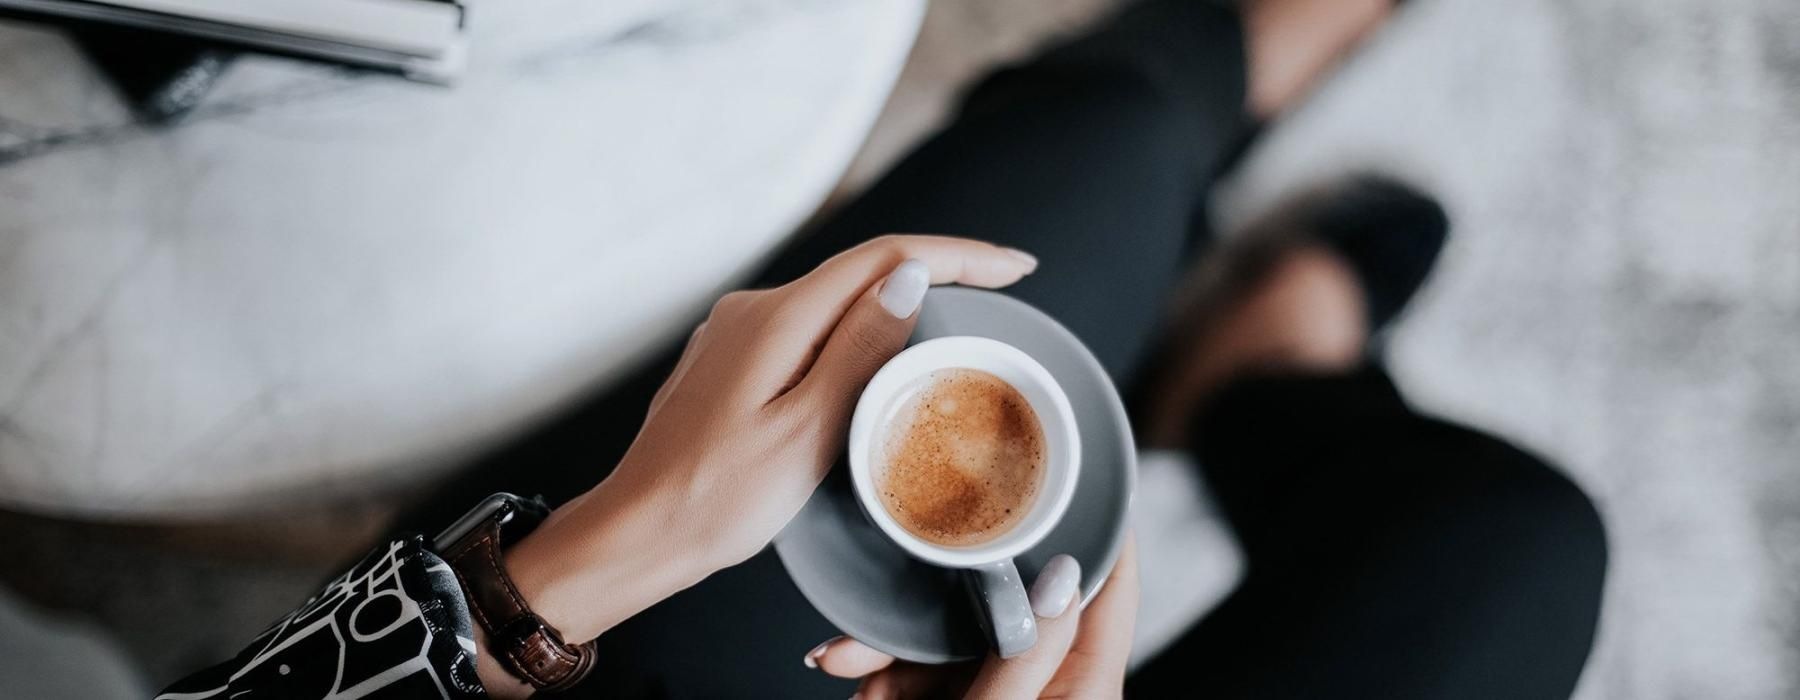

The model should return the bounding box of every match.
[0,0,468,83]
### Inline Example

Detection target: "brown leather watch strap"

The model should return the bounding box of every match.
[445,516,597,693]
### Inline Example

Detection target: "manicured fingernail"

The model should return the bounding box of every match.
[804,636,839,669]
[878,259,931,319]
[1029,554,1081,618]
[1003,247,1038,271]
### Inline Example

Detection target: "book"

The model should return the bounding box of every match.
[0,0,467,83]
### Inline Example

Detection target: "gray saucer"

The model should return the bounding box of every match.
[774,287,1138,663]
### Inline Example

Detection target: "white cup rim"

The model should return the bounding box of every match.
[848,336,1081,568]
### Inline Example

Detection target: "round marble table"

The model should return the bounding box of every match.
[0,0,925,517]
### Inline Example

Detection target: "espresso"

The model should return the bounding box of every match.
[875,368,1046,547]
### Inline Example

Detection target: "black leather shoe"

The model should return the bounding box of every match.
[1297,174,1449,334]
[1219,174,1449,338]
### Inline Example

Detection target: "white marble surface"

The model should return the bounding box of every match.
[0,0,925,516]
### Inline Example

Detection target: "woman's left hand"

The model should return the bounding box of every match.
[499,235,1038,647]
[809,534,1141,699]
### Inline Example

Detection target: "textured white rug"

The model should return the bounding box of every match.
[1209,1,1800,697]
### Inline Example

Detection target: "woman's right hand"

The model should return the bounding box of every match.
[809,534,1141,699]
[476,235,1038,698]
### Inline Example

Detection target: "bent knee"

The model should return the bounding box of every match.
[1466,437,1608,580]
[1409,428,1610,628]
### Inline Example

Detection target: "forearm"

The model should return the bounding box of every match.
[507,476,719,642]
[473,472,722,695]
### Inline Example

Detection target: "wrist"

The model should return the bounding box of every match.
[501,479,719,644]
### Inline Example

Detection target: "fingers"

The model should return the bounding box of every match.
[807,555,1092,700]
[1042,534,1140,698]
[809,637,979,700]
[760,237,1035,392]
[1079,533,1140,662]
[857,662,980,700]
[807,636,897,679]
[809,637,971,700]
[781,259,929,419]
[791,235,1037,302]
[965,555,1084,700]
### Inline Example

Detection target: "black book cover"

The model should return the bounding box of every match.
[68,24,234,122]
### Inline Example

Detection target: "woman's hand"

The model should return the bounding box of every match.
[499,236,1038,647]
[809,535,1140,699]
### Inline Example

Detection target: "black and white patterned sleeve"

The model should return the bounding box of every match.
[156,535,487,699]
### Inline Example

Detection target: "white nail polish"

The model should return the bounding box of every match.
[1029,554,1081,618]
[878,259,931,319]
[804,637,837,669]
[1003,247,1038,269]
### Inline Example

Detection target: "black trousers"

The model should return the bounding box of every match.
[396,3,1606,697]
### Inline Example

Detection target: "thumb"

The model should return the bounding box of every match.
[965,555,1084,700]
[789,258,931,413]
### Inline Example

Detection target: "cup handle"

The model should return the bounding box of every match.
[963,559,1037,658]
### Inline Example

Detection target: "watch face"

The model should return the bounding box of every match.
[432,493,550,551]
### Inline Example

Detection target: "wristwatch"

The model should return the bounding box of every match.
[434,493,598,693]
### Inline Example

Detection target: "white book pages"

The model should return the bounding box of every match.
[82,0,461,55]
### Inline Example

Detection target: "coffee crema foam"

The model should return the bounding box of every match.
[875,368,1046,547]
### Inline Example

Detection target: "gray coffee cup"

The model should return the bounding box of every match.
[847,336,1083,657]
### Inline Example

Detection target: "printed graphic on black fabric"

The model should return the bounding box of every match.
[155,539,480,699]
